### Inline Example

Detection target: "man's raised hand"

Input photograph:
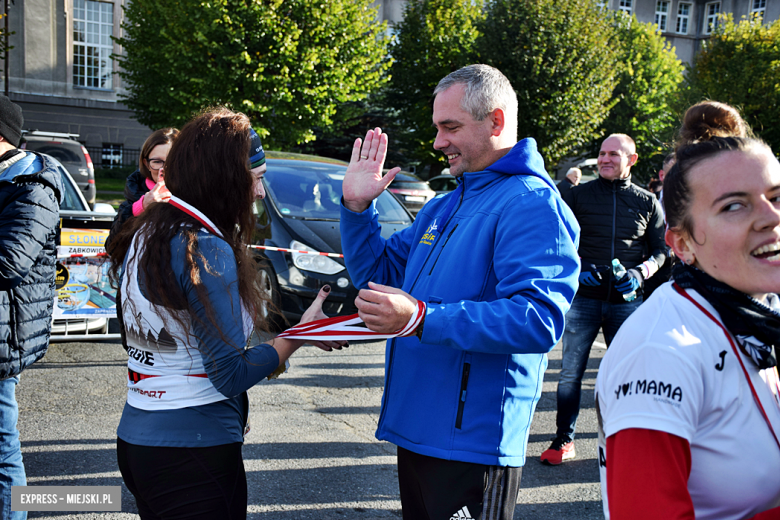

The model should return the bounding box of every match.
[342,128,401,213]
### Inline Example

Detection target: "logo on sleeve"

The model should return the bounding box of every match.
[615,379,683,405]
[419,219,438,246]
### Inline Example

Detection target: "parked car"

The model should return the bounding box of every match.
[576,158,598,183]
[21,131,96,207]
[427,172,459,197]
[387,172,436,216]
[254,153,413,329]
[47,155,116,339]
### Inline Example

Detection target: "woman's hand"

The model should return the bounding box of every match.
[299,285,349,352]
[142,170,171,210]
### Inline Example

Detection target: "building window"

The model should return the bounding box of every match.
[704,2,720,35]
[101,143,122,168]
[73,0,114,89]
[655,1,669,31]
[752,0,766,19]
[619,0,632,15]
[677,2,691,34]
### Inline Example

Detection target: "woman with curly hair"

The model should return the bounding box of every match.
[107,107,344,519]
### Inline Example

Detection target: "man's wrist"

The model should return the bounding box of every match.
[343,197,371,213]
[416,315,425,340]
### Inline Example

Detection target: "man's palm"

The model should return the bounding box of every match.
[342,128,400,212]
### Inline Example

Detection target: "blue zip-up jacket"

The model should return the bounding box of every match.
[0,151,63,379]
[340,139,580,466]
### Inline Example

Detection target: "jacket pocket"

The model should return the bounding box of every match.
[455,353,472,430]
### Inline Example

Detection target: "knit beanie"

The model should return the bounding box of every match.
[0,95,23,147]
[248,128,265,169]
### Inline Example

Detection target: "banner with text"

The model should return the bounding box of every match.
[54,227,116,320]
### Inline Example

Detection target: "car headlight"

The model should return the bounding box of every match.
[290,240,345,275]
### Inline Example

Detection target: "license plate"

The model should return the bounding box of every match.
[405,196,425,203]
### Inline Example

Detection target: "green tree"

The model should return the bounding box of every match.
[596,14,684,183]
[477,0,621,169]
[115,0,390,149]
[383,0,485,175]
[292,92,413,166]
[684,13,780,154]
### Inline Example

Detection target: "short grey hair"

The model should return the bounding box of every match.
[434,64,518,126]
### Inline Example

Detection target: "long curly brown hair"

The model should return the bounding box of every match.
[107,107,270,351]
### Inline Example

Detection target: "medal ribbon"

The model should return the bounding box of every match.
[169,196,224,238]
[276,300,426,341]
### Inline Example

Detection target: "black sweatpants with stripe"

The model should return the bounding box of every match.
[397,446,523,520]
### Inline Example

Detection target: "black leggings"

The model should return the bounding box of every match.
[117,438,247,520]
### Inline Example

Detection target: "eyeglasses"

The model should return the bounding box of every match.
[147,159,165,170]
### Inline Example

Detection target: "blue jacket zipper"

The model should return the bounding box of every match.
[379,177,467,431]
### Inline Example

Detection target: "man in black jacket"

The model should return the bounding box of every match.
[0,96,62,519]
[541,133,665,465]
[556,167,581,193]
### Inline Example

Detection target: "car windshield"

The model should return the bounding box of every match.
[58,168,87,211]
[24,142,83,165]
[264,161,411,223]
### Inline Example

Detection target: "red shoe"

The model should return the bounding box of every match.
[540,437,576,465]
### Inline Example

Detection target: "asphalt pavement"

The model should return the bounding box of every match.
[15,336,606,519]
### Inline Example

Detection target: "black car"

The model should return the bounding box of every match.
[387,172,436,216]
[427,173,459,196]
[21,131,96,207]
[254,155,413,329]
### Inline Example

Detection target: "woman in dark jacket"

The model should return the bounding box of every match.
[107,128,178,245]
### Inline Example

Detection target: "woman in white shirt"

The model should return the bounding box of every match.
[596,101,780,520]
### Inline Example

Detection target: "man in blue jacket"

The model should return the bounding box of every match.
[0,96,62,520]
[340,65,580,519]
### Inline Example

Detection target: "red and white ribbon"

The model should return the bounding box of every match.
[276,300,426,341]
[57,252,109,259]
[146,197,345,259]
[169,195,223,238]
[248,245,344,258]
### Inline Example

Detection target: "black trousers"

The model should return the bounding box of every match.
[117,438,247,520]
[397,446,523,520]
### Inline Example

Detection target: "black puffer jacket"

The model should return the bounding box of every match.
[0,150,63,379]
[561,175,665,303]
[106,170,149,248]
